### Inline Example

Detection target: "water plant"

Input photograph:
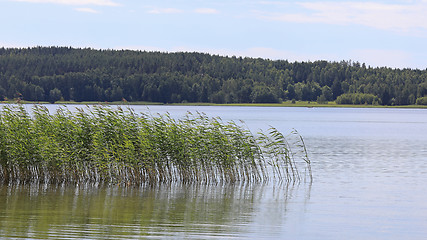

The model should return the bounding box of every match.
[0,105,311,185]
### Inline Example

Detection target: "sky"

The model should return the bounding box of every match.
[1,0,427,69]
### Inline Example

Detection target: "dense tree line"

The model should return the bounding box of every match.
[0,46,426,105]
[335,93,380,105]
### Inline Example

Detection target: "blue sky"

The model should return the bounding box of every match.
[1,0,426,69]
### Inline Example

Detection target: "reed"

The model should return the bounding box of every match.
[0,105,311,185]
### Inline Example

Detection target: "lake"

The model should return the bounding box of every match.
[1,105,427,239]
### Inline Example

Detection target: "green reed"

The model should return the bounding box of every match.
[0,105,311,185]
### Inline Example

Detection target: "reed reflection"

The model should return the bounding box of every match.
[0,182,311,239]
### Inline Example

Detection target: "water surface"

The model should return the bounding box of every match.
[1,105,427,239]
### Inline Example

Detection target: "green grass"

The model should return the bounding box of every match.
[0,105,311,185]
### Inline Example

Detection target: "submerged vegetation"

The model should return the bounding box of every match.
[0,105,311,185]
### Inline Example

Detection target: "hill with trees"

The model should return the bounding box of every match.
[0,46,426,105]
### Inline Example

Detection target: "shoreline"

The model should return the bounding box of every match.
[1,100,426,109]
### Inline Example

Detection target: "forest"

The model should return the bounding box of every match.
[0,46,426,105]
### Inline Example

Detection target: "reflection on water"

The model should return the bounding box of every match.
[2,105,427,239]
[0,182,311,239]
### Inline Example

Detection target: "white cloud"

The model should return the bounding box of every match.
[75,7,98,13]
[148,8,183,14]
[12,0,119,6]
[258,1,427,34]
[194,8,218,14]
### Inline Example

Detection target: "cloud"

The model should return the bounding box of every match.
[257,1,427,34]
[12,0,119,6]
[148,8,183,14]
[194,8,218,14]
[75,7,98,13]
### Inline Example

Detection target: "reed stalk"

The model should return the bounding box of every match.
[0,105,311,185]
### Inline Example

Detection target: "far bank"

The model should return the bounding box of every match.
[1,100,427,109]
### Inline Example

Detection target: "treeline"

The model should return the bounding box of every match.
[0,46,426,105]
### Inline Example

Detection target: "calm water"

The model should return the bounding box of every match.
[1,105,427,239]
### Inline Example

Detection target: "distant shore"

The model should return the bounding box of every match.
[2,100,427,109]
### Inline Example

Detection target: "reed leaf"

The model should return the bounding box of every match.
[0,105,311,185]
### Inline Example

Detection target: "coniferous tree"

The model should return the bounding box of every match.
[0,47,425,105]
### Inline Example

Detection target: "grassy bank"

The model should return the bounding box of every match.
[0,105,311,185]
